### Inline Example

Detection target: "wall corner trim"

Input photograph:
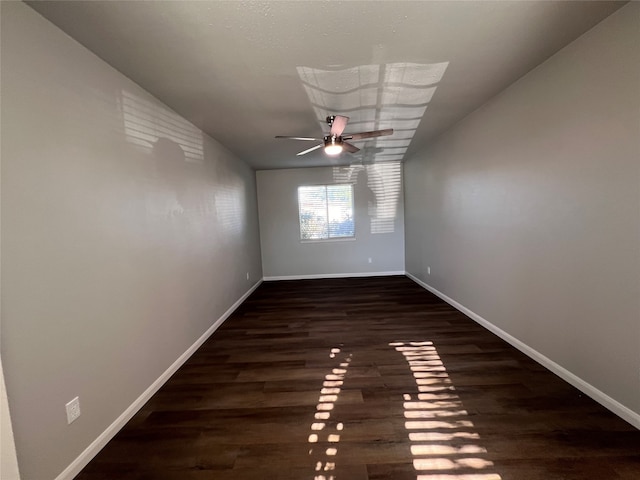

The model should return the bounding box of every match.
[263,271,406,281]
[53,279,263,480]
[405,271,640,430]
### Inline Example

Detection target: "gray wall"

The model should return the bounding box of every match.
[257,164,405,278]
[405,3,639,421]
[1,3,262,479]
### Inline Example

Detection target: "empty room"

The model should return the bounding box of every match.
[1,1,639,479]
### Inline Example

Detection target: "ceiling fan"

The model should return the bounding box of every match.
[275,115,393,156]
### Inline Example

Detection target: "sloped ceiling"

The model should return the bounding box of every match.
[26,1,625,170]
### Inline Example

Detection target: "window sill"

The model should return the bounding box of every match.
[300,237,356,244]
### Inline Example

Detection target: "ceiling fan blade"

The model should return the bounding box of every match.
[297,144,324,156]
[275,136,321,141]
[345,128,394,141]
[330,115,349,136]
[343,142,360,154]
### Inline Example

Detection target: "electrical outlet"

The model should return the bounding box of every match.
[427,266,431,275]
[246,272,250,280]
[66,396,81,424]
[368,257,372,264]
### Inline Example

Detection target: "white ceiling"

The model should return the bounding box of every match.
[26,1,625,170]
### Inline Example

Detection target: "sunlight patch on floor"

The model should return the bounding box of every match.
[391,341,502,480]
[309,346,352,480]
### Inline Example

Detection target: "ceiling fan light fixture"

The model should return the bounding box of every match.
[276,115,393,157]
[324,144,343,155]
[324,136,343,156]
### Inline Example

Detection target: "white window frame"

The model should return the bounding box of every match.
[297,184,355,242]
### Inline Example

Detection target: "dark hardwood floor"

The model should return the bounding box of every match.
[76,276,640,479]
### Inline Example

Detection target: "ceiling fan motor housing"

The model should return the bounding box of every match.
[324,134,343,147]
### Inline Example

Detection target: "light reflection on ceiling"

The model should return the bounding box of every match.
[297,62,448,163]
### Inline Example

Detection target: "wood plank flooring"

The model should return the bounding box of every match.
[76,276,640,479]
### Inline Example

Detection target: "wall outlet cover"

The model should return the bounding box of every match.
[66,396,81,424]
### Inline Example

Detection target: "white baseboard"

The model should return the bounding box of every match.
[263,271,405,281]
[405,271,640,430]
[54,279,263,480]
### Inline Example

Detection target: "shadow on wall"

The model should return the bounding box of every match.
[119,88,245,236]
[115,89,251,326]
[153,137,188,217]
[332,161,403,234]
[121,89,204,162]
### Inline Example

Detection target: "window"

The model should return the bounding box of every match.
[298,184,354,240]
